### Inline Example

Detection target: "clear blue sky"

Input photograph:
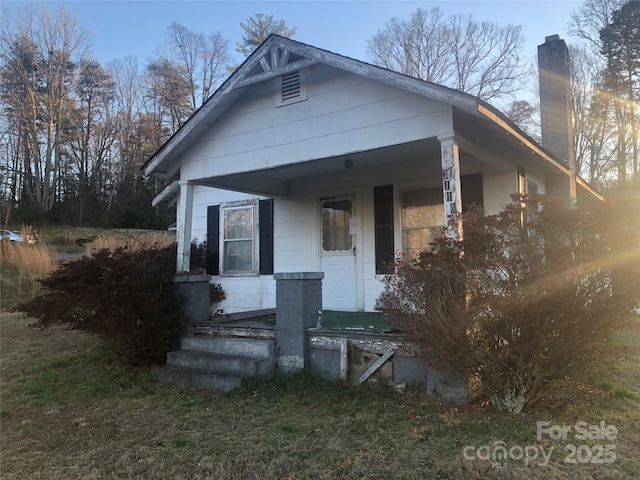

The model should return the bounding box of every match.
[2,1,582,67]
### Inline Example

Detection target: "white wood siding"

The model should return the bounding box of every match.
[179,64,551,313]
[180,64,452,181]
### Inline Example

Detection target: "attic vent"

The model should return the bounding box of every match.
[277,69,307,107]
[282,71,300,100]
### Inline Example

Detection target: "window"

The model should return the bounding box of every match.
[401,188,444,259]
[206,200,274,276]
[223,206,255,273]
[321,199,353,252]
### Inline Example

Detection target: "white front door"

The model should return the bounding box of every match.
[320,195,358,311]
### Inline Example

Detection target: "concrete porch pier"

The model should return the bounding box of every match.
[274,272,324,373]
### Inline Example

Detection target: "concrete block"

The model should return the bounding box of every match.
[154,366,242,392]
[181,336,275,358]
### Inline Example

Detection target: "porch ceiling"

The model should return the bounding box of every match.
[195,138,444,197]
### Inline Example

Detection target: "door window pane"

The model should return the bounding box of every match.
[322,199,353,251]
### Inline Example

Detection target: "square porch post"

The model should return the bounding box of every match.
[274,272,324,372]
[176,180,194,273]
[438,134,463,239]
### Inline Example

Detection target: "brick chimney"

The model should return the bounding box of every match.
[538,34,577,205]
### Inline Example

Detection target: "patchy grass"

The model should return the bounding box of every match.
[1,312,639,479]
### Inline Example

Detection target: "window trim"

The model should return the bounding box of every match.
[219,200,259,277]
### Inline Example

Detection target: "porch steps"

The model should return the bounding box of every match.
[155,336,276,392]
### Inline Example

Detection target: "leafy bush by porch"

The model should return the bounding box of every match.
[378,195,639,413]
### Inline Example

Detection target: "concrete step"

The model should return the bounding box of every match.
[181,336,275,358]
[154,366,242,392]
[166,350,273,379]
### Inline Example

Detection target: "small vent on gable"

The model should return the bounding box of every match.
[282,71,300,101]
[277,69,307,107]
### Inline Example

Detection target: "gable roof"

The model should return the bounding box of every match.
[142,35,602,201]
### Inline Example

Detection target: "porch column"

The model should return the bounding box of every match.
[438,134,463,239]
[274,272,324,373]
[176,180,194,273]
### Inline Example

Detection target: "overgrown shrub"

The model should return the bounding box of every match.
[378,195,638,413]
[20,245,181,366]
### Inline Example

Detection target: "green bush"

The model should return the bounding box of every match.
[20,245,181,366]
[378,195,638,413]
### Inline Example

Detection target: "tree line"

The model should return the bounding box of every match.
[0,7,294,227]
[1,2,637,229]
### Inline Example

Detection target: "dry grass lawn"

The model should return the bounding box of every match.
[1,312,639,479]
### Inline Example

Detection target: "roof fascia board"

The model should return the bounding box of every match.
[477,103,604,201]
[576,177,605,201]
[477,103,571,175]
[151,180,179,207]
[281,40,479,114]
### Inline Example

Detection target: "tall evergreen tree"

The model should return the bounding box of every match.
[236,14,297,56]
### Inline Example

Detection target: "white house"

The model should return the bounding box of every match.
[143,34,603,315]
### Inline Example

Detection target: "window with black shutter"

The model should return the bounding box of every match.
[374,185,394,274]
[206,200,274,276]
[206,205,220,275]
[259,199,274,275]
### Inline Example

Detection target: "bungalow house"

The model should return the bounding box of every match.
[143,34,603,316]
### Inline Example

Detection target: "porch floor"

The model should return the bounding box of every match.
[211,310,400,333]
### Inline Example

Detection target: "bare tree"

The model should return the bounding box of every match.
[568,0,638,188]
[367,8,529,103]
[504,99,540,140]
[569,0,627,56]
[569,45,615,188]
[368,8,452,83]
[159,23,230,110]
[236,13,297,56]
[67,59,118,223]
[0,4,89,213]
[600,0,640,186]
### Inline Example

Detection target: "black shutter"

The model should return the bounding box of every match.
[206,205,220,275]
[374,185,394,274]
[461,173,484,212]
[259,199,274,275]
